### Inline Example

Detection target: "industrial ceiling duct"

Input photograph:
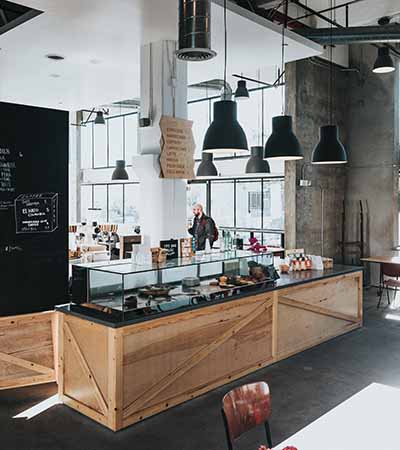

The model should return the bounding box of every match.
[176,0,217,61]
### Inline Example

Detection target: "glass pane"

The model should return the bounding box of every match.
[108,116,124,167]
[188,100,210,160]
[210,181,234,227]
[80,185,92,223]
[238,89,262,148]
[80,123,93,169]
[236,180,262,229]
[263,85,283,140]
[263,179,284,230]
[93,185,107,224]
[124,114,138,164]
[124,184,140,224]
[93,121,108,168]
[187,183,207,220]
[262,232,283,247]
[109,184,124,224]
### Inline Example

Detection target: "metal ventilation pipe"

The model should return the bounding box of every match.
[176,0,217,61]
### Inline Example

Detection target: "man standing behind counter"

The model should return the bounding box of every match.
[188,204,218,251]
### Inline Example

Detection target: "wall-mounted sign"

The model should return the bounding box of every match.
[0,145,20,211]
[160,239,179,260]
[15,193,58,234]
[159,116,195,179]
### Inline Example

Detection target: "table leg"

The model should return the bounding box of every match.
[378,263,383,297]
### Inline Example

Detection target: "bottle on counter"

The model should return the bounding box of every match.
[300,254,306,271]
[220,230,226,252]
[306,255,312,270]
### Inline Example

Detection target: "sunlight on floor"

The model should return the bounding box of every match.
[13,394,60,420]
[384,313,400,321]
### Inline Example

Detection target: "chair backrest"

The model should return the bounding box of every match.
[382,263,400,278]
[222,381,271,442]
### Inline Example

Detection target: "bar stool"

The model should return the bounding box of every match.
[221,381,272,450]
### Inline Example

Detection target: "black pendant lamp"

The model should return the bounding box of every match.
[246,146,270,173]
[264,0,303,161]
[311,0,347,165]
[202,0,248,155]
[95,111,106,125]
[373,47,395,74]
[197,152,218,177]
[312,125,347,164]
[112,160,129,180]
[265,116,303,160]
[234,80,249,101]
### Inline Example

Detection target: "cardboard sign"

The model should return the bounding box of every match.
[159,116,195,179]
[15,193,58,234]
[160,239,179,260]
[0,145,20,211]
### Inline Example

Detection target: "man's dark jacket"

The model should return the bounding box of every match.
[188,214,216,251]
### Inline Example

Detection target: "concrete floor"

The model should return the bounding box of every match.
[2,287,400,450]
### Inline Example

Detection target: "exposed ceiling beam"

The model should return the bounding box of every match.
[296,24,400,44]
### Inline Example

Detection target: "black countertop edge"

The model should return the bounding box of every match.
[56,265,363,329]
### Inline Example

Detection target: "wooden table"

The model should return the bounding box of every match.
[276,383,400,450]
[361,255,400,294]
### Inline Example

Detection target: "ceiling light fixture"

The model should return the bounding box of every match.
[312,0,347,165]
[264,0,303,161]
[196,152,218,177]
[46,54,65,61]
[372,47,395,74]
[176,0,217,61]
[94,111,106,125]
[245,146,271,174]
[202,0,248,155]
[234,80,249,101]
[112,160,129,180]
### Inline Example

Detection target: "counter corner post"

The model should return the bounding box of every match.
[107,327,124,431]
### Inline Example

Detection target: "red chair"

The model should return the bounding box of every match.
[221,381,272,450]
[378,263,400,308]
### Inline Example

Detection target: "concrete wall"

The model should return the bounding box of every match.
[285,57,348,259]
[345,44,399,283]
[285,47,399,283]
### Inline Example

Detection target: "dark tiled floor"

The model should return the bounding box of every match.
[2,288,400,450]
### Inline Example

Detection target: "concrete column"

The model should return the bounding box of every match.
[134,40,188,246]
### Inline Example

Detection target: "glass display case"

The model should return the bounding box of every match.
[68,250,278,326]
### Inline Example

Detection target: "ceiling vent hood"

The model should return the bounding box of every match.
[176,0,217,61]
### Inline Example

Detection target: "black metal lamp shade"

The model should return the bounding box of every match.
[196,152,218,177]
[234,80,249,101]
[264,115,303,160]
[94,111,106,125]
[203,100,249,155]
[111,160,129,180]
[373,47,395,74]
[245,146,270,174]
[311,125,347,165]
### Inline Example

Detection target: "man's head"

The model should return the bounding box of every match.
[193,203,204,218]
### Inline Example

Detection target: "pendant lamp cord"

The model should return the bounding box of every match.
[224,0,227,95]
[329,0,333,125]
[281,0,288,115]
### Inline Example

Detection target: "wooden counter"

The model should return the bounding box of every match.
[57,267,363,431]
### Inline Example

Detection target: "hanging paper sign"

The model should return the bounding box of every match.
[159,116,195,179]
[15,193,58,234]
[0,145,21,211]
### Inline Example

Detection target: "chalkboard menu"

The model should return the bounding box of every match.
[15,193,58,234]
[0,145,19,211]
[160,239,179,260]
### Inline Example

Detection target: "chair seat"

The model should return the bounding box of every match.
[384,279,400,288]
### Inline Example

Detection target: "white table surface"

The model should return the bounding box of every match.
[276,383,400,450]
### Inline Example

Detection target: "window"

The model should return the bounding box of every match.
[238,89,263,148]
[187,182,207,219]
[124,183,140,224]
[236,180,262,229]
[211,180,234,227]
[109,184,124,223]
[124,114,138,164]
[108,116,124,166]
[80,123,93,169]
[93,185,107,224]
[93,121,108,168]
[188,100,210,160]
[80,185,92,223]
[263,179,284,230]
